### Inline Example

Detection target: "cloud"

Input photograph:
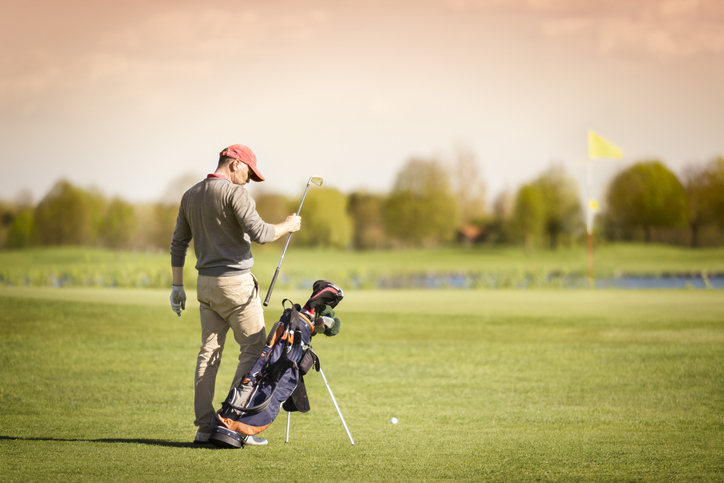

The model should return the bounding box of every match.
[443,0,724,58]
[540,17,592,37]
[0,3,335,116]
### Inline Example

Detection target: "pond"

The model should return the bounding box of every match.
[366,273,724,290]
[594,274,724,289]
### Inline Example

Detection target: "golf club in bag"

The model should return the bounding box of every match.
[263,176,323,307]
[209,280,352,449]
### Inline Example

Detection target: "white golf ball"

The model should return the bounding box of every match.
[390,417,398,424]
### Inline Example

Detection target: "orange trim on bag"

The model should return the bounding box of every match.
[268,324,285,347]
[219,416,272,436]
[265,310,314,348]
[297,312,314,331]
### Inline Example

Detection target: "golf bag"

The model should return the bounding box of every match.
[209,280,344,449]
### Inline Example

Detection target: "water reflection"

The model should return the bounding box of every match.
[368,273,724,290]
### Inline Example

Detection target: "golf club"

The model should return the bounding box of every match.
[263,176,323,306]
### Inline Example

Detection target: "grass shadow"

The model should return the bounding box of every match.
[0,435,210,449]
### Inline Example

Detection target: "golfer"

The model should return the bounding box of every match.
[169,144,302,445]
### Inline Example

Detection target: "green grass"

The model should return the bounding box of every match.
[0,247,198,289]
[1,243,723,290]
[1,287,723,481]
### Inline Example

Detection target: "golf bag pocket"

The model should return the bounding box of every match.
[299,348,319,376]
[224,380,254,412]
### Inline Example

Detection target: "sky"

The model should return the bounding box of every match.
[1,0,723,207]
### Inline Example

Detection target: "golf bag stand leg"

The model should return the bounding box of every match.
[319,368,355,446]
[285,411,291,443]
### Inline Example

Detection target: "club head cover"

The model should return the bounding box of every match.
[312,305,336,336]
[304,280,344,313]
[318,304,335,318]
[324,316,341,337]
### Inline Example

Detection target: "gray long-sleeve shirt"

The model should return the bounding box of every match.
[170,177,275,276]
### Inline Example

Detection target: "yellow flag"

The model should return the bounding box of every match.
[588,131,622,159]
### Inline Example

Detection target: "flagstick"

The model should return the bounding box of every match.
[587,232,594,288]
[586,130,622,289]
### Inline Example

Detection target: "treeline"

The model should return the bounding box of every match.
[0,181,177,251]
[1,154,723,251]
[602,158,724,247]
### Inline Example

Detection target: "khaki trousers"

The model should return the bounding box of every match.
[194,272,266,433]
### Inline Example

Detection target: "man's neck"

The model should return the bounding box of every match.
[215,165,232,179]
[212,165,237,184]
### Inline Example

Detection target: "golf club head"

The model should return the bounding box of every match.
[310,176,323,186]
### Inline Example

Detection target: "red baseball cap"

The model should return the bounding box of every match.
[220,144,265,182]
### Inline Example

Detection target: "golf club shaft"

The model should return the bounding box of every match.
[263,179,315,306]
[319,368,355,446]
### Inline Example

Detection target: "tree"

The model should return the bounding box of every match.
[486,189,515,244]
[682,163,716,247]
[493,189,514,222]
[7,209,40,248]
[151,203,180,251]
[100,198,138,249]
[683,157,724,247]
[292,187,353,249]
[509,165,582,252]
[347,191,387,249]
[382,157,459,246]
[255,193,293,224]
[0,200,16,249]
[708,157,724,228]
[606,160,688,242]
[534,165,583,249]
[131,202,178,251]
[161,172,203,205]
[450,144,486,225]
[512,183,545,253]
[34,180,106,245]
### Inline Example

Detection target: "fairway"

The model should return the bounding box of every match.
[1,288,723,481]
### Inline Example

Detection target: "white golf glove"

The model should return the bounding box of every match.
[170,285,186,317]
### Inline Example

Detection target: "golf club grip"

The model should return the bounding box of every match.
[263,267,281,306]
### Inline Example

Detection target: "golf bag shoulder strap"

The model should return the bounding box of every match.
[266,320,285,347]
